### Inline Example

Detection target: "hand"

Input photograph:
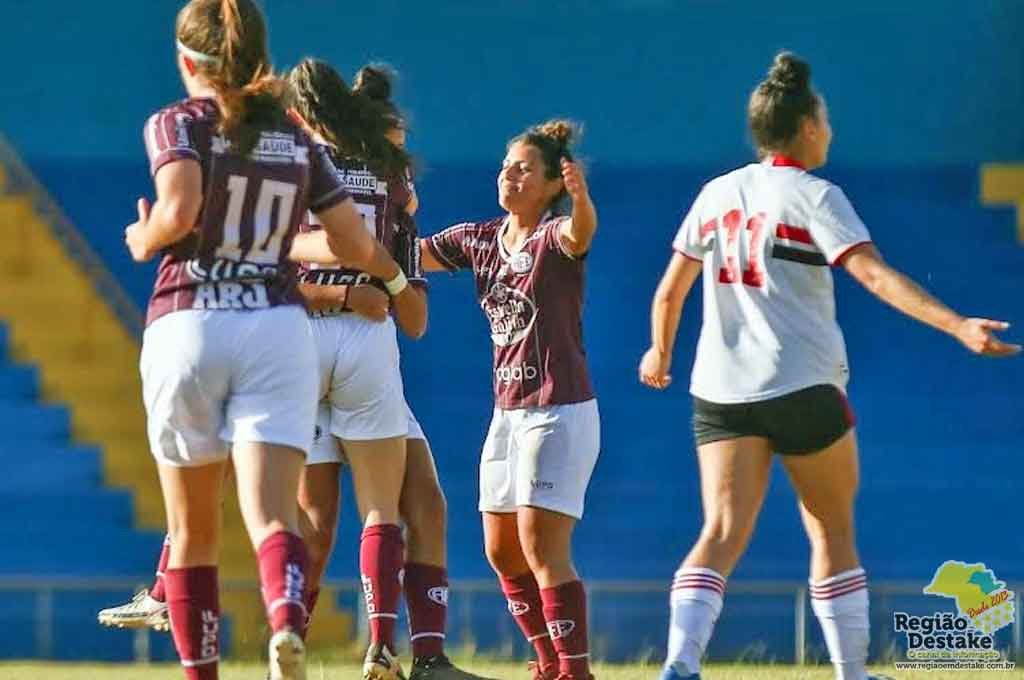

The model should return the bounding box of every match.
[561,158,591,205]
[347,284,390,322]
[124,198,153,262]
[639,347,673,389]
[953,318,1021,357]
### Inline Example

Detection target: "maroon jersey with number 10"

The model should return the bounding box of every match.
[142,97,351,326]
[426,216,594,409]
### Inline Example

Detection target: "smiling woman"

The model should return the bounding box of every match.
[419,120,600,680]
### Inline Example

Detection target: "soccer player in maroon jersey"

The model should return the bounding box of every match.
[421,121,600,680]
[286,60,491,680]
[639,53,1018,680]
[124,2,413,679]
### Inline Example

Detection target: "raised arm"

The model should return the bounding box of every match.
[124,160,203,262]
[843,244,1020,357]
[639,253,704,389]
[558,159,597,257]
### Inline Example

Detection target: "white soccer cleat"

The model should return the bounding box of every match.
[268,629,306,680]
[97,589,169,632]
[363,641,407,680]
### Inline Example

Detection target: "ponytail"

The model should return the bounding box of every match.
[287,59,410,178]
[176,0,288,155]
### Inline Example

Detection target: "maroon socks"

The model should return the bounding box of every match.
[257,531,309,634]
[404,562,448,659]
[360,524,405,650]
[500,572,559,673]
[165,566,220,680]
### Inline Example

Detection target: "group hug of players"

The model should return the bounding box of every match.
[95,2,1019,680]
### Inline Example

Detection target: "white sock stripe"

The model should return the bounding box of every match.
[673,574,726,586]
[409,632,446,641]
[560,652,591,659]
[267,597,308,618]
[367,612,399,620]
[672,579,726,594]
[155,571,165,578]
[810,573,868,592]
[810,576,868,592]
[809,568,866,589]
[527,633,551,642]
[181,655,219,667]
[811,579,868,600]
[674,567,726,583]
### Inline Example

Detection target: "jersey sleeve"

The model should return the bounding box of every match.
[809,185,873,265]
[425,223,474,271]
[308,143,352,214]
[672,186,711,261]
[394,212,428,288]
[541,216,581,259]
[144,108,200,176]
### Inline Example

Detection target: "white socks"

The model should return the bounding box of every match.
[810,567,870,680]
[665,567,726,676]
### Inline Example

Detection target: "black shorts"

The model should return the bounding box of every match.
[692,384,855,456]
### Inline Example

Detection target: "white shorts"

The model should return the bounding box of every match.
[311,314,408,442]
[307,400,428,466]
[478,399,600,519]
[140,307,317,467]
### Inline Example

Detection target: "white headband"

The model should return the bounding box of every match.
[176,39,220,66]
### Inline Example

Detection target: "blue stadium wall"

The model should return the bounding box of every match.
[1,0,1021,663]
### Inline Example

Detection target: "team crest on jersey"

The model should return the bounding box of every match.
[509,251,534,274]
[507,599,530,616]
[481,283,537,347]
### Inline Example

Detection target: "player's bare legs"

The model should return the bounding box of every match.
[662,437,772,680]
[346,437,408,680]
[783,430,870,680]
[232,442,310,680]
[156,458,226,679]
[400,439,492,680]
[401,439,447,567]
[297,460,343,633]
[684,437,773,575]
[518,508,577,587]
[484,513,557,679]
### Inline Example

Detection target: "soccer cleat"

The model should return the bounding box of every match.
[268,629,306,680]
[409,654,498,680]
[657,663,699,680]
[868,676,896,680]
[97,589,169,632]
[363,641,407,680]
[555,675,596,680]
[527,661,558,680]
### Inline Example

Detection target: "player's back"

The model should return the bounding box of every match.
[676,158,872,403]
[144,97,341,324]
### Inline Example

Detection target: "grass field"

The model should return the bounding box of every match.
[0,661,1018,680]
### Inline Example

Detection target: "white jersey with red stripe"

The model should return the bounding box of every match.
[673,156,872,404]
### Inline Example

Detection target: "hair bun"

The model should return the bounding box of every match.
[535,119,579,152]
[353,64,394,103]
[767,51,811,91]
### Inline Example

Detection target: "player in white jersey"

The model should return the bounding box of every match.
[639,53,1019,680]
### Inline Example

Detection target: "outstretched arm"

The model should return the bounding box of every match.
[558,159,597,257]
[124,160,203,262]
[843,244,1020,357]
[639,252,704,389]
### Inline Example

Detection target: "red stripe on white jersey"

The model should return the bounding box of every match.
[775,224,814,245]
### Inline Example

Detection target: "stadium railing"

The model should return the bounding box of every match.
[1,577,1020,664]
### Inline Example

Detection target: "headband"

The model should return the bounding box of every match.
[176,39,220,66]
